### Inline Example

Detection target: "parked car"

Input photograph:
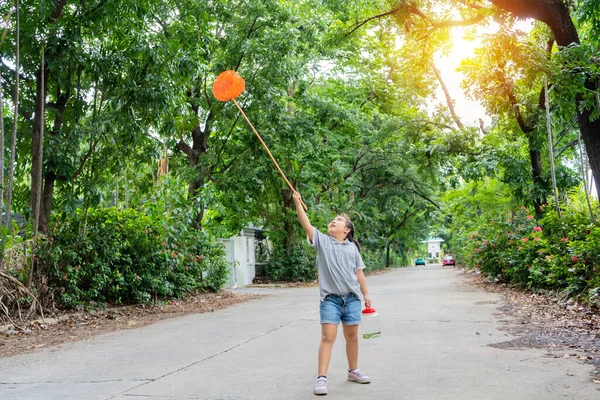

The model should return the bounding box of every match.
[442,255,455,266]
[415,258,426,266]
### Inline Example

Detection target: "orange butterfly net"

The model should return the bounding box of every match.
[212,70,307,210]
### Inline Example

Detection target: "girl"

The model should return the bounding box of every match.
[292,191,372,396]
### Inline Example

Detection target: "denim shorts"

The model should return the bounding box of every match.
[320,293,361,325]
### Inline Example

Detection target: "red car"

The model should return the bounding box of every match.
[442,255,455,266]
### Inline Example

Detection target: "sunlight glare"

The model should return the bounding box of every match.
[432,27,488,127]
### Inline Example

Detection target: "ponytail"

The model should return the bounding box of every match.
[341,214,360,252]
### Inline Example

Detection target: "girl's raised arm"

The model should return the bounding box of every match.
[293,191,314,242]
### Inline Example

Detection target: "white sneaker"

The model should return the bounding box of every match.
[348,368,371,383]
[313,376,328,395]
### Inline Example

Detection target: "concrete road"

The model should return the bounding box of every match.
[1,265,598,400]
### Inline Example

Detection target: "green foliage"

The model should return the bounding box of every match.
[460,203,600,302]
[6,0,595,303]
[361,249,386,271]
[263,242,316,282]
[43,206,228,307]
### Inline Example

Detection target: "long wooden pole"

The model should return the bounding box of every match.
[232,98,307,210]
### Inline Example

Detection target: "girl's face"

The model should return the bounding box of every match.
[328,215,350,238]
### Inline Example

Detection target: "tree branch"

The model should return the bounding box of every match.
[488,0,579,47]
[346,5,486,37]
[1,60,30,83]
[555,138,577,158]
[72,138,99,180]
[211,146,251,179]
[345,7,402,37]
[177,138,192,157]
[431,62,463,129]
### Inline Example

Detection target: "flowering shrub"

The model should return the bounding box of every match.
[461,206,600,302]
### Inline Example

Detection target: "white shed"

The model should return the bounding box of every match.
[426,237,444,260]
[220,226,261,288]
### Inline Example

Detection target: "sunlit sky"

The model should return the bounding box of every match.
[431,20,534,127]
[433,28,488,126]
[432,20,597,197]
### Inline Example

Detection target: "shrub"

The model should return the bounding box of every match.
[462,205,600,302]
[362,249,385,271]
[263,242,316,282]
[42,207,229,307]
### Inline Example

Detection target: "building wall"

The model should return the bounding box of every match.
[427,241,442,259]
[221,232,257,288]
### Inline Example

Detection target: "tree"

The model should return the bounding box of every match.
[480,0,600,199]
[5,0,18,228]
[350,0,600,199]
[460,27,554,216]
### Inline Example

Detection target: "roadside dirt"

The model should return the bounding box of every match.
[462,268,600,379]
[0,290,264,358]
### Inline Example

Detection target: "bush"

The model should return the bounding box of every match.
[462,205,600,302]
[362,249,385,271]
[263,242,316,282]
[42,207,229,307]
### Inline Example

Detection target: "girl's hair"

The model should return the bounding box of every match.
[340,213,360,252]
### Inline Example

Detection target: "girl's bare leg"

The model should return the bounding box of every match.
[343,324,359,370]
[318,324,338,376]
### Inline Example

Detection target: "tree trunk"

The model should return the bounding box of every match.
[5,0,19,228]
[0,65,4,230]
[37,70,67,232]
[386,242,391,269]
[178,107,211,229]
[489,0,600,199]
[39,171,56,231]
[528,138,545,218]
[30,0,68,232]
[577,102,600,200]
[31,64,48,230]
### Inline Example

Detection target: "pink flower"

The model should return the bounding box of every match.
[518,246,523,251]
[571,256,578,262]
[560,237,569,242]
[522,238,529,243]
[534,226,542,232]
[527,215,534,220]
[533,237,540,241]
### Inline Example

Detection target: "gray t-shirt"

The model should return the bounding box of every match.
[308,228,365,300]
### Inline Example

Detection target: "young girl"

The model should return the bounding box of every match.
[292,191,372,396]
